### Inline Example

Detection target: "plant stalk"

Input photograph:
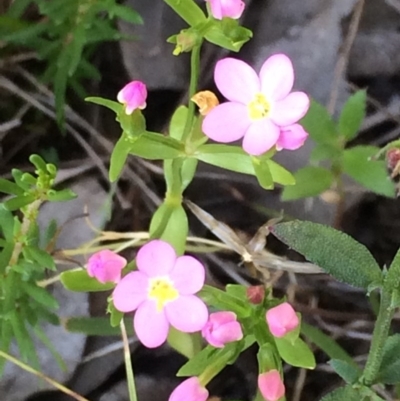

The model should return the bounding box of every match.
[120,320,138,401]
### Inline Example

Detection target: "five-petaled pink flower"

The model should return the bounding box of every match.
[266,302,299,338]
[258,370,285,401]
[87,250,127,284]
[169,377,209,401]
[206,0,245,20]
[112,240,208,348]
[202,54,309,155]
[202,311,243,348]
[117,80,147,115]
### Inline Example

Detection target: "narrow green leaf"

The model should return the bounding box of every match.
[21,282,59,309]
[181,158,198,191]
[164,0,207,26]
[3,195,36,211]
[252,158,273,189]
[108,302,124,328]
[168,328,202,359]
[110,4,143,24]
[63,316,133,336]
[281,166,334,201]
[0,205,15,242]
[0,242,13,274]
[47,189,77,202]
[338,90,367,141]
[301,322,356,367]
[342,146,395,197]
[320,386,361,401]
[272,221,382,289]
[169,105,188,140]
[329,359,360,384]
[23,246,56,271]
[386,249,400,291]
[267,160,295,186]
[300,99,337,144]
[60,268,115,292]
[0,178,25,196]
[85,97,122,114]
[376,334,400,384]
[109,134,131,182]
[196,144,254,175]
[274,336,316,369]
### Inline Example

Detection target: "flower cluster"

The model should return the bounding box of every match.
[202,54,309,155]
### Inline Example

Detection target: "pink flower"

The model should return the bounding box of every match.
[87,250,127,284]
[112,240,208,348]
[202,55,310,155]
[266,302,299,338]
[258,370,285,401]
[117,80,147,115]
[169,377,209,401]
[201,311,243,348]
[276,123,308,151]
[206,0,245,20]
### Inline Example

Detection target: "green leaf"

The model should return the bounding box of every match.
[257,343,280,372]
[85,97,122,114]
[196,144,254,175]
[274,336,316,369]
[0,242,13,274]
[149,203,188,255]
[310,143,341,163]
[181,158,198,191]
[117,109,146,137]
[252,157,273,189]
[60,268,115,292]
[3,194,36,211]
[281,166,334,201]
[164,0,207,26]
[21,282,59,309]
[301,322,356,367]
[63,316,133,336]
[128,132,184,160]
[46,189,77,202]
[168,328,202,359]
[109,134,131,182]
[342,146,395,197]
[300,99,337,144]
[23,246,56,271]
[0,205,15,242]
[329,359,360,384]
[0,178,25,196]
[338,90,367,141]
[109,4,143,24]
[267,160,295,186]
[178,342,242,376]
[272,221,382,289]
[320,386,361,401]
[377,334,400,384]
[169,106,188,140]
[386,248,400,292]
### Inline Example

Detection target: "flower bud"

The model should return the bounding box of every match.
[117,80,147,115]
[266,302,299,338]
[258,370,285,401]
[246,285,265,304]
[169,377,209,401]
[206,0,245,20]
[201,311,243,348]
[87,250,127,284]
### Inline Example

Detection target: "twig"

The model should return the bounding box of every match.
[327,0,365,115]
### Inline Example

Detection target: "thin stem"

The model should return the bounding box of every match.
[120,320,138,401]
[0,350,90,401]
[362,288,394,385]
[181,42,202,142]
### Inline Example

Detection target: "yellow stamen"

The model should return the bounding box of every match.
[148,277,179,312]
[248,93,270,120]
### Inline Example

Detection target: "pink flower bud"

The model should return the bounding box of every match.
[201,311,243,348]
[246,285,265,304]
[117,80,147,115]
[87,250,127,284]
[276,124,309,151]
[258,370,285,401]
[206,0,245,20]
[169,377,209,401]
[266,302,299,338]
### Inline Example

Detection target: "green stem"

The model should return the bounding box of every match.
[362,287,394,385]
[0,350,89,401]
[120,320,138,401]
[181,42,202,143]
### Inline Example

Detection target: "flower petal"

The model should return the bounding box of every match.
[270,92,310,126]
[170,256,205,295]
[136,240,176,277]
[134,300,169,348]
[215,58,260,103]
[276,124,308,151]
[260,54,294,101]
[202,102,250,143]
[165,295,208,333]
[112,271,148,313]
[212,321,243,346]
[169,377,209,401]
[242,119,280,155]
